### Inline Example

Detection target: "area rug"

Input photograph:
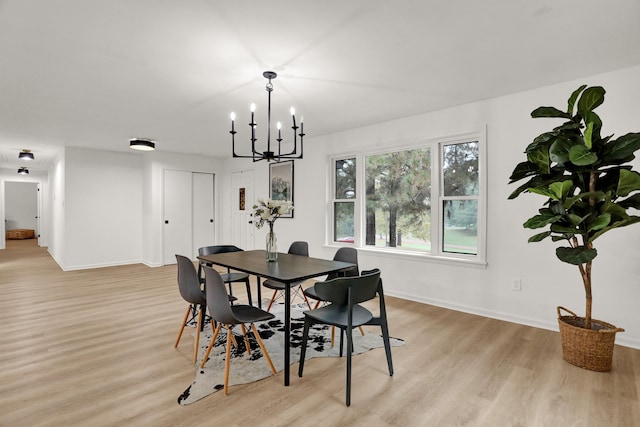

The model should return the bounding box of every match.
[178,304,404,405]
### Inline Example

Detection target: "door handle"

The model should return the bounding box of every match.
[210,219,213,223]
[165,220,169,224]
[248,221,253,224]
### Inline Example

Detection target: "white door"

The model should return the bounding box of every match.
[192,172,215,257]
[163,170,193,264]
[231,170,255,250]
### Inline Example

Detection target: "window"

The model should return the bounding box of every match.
[330,132,485,262]
[333,158,356,243]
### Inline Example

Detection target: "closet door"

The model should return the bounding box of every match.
[192,172,215,257]
[163,170,193,265]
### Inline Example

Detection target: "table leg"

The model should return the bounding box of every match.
[284,281,291,386]
[256,276,262,309]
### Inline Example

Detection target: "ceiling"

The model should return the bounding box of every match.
[1,0,640,173]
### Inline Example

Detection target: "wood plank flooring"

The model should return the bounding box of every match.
[1,239,638,426]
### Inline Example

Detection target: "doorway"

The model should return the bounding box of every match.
[3,181,40,248]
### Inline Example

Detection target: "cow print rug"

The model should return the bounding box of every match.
[177,304,404,405]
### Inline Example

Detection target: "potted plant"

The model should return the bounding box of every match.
[508,85,640,371]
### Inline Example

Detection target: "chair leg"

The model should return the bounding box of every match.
[346,327,353,407]
[241,324,251,356]
[174,305,192,348]
[380,319,394,376]
[300,287,313,310]
[201,322,222,368]
[266,289,278,312]
[193,308,203,363]
[331,326,335,347]
[298,317,311,377]
[250,323,277,375]
[223,325,232,395]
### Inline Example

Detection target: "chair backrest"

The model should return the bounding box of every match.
[176,254,206,304]
[288,241,309,256]
[314,269,380,306]
[198,245,243,256]
[204,265,240,325]
[327,247,359,280]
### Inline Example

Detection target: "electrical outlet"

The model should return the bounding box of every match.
[512,278,522,291]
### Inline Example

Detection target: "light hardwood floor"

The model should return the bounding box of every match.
[1,239,638,427]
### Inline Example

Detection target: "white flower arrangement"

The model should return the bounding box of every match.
[252,198,294,231]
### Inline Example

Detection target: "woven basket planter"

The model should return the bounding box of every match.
[557,306,624,372]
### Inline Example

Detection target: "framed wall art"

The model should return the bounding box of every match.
[269,160,294,218]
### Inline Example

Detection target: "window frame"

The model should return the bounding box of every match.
[327,129,487,266]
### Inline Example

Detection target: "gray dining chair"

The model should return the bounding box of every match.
[262,241,312,311]
[200,266,277,395]
[198,245,253,306]
[298,268,393,406]
[174,254,207,363]
[303,247,363,345]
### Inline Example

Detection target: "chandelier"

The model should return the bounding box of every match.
[230,71,304,162]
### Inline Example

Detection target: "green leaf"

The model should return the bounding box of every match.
[601,133,640,163]
[527,147,550,174]
[590,217,640,242]
[566,214,585,226]
[617,169,640,197]
[563,191,605,210]
[550,223,578,234]
[528,231,551,242]
[556,246,598,265]
[618,193,640,209]
[587,213,611,232]
[508,161,538,182]
[549,180,573,200]
[584,121,594,150]
[568,145,598,166]
[532,106,571,119]
[523,212,562,229]
[577,86,605,115]
[549,138,573,165]
[528,186,555,198]
[567,85,587,115]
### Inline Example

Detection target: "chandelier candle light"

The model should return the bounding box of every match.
[230,71,305,162]
[252,198,294,262]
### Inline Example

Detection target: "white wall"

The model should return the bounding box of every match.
[59,147,144,269]
[222,65,640,348]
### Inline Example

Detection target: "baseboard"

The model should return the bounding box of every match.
[386,290,640,350]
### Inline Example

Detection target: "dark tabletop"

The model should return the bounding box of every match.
[198,249,355,283]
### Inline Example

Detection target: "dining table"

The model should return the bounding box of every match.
[197,249,356,386]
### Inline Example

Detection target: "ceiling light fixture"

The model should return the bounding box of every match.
[129,138,156,151]
[230,71,304,162]
[18,167,29,174]
[19,149,34,160]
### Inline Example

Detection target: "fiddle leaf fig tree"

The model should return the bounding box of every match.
[508,85,640,329]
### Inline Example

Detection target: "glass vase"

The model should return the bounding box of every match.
[266,230,278,262]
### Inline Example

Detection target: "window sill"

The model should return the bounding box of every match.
[323,244,487,269]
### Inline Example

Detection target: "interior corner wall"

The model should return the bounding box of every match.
[287,64,640,349]
[61,147,143,270]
